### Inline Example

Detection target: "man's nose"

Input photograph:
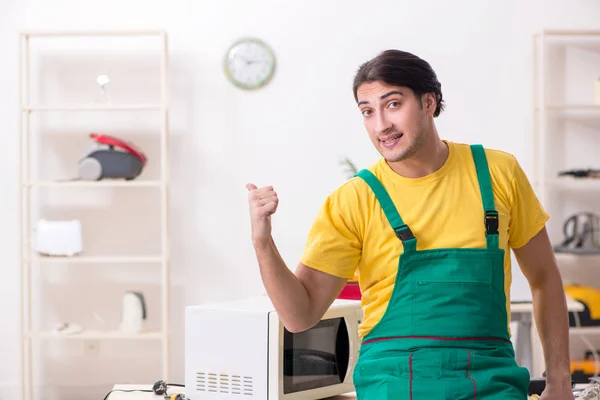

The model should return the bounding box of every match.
[375,113,393,135]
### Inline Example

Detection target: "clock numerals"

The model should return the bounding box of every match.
[224,38,276,90]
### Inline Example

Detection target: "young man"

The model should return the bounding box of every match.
[246,50,573,399]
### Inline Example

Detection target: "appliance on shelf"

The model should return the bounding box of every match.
[34,219,83,257]
[78,133,147,181]
[565,284,600,328]
[120,291,147,334]
[553,212,600,254]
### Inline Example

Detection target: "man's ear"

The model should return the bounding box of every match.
[422,93,436,116]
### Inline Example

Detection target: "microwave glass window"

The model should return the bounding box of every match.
[283,317,350,394]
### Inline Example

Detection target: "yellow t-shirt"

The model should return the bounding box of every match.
[301,141,550,340]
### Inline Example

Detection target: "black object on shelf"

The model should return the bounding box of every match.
[528,377,546,396]
[529,376,575,394]
[555,212,600,252]
[569,303,600,327]
[558,169,600,179]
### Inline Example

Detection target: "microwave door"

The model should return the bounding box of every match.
[282,317,350,394]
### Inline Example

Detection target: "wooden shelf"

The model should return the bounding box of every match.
[540,105,600,111]
[570,327,600,335]
[532,30,600,379]
[556,252,600,263]
[535,106,600,125]
[541,30,600,37]
[31,255,164,264]
[24,180,163,188]
[555,248,600,256]
[18,30,172,396]
[28,330,164,340]
[541,179,600,191]
[22,105,163,112]
[22,30,166,38]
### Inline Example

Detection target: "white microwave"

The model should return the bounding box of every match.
[184,295,362,399]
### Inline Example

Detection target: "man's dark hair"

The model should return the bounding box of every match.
[352,50,445,117]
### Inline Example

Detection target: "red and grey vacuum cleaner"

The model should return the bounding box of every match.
[78,133,147,181]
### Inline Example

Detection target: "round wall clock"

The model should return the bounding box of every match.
[224,38,276,90]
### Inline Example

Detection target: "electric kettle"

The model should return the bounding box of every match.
[120,291,147,334]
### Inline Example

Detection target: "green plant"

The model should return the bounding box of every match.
[340,157,359,179]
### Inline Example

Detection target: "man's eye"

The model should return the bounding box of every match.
[388,101,401,108]
[362,109,372,117]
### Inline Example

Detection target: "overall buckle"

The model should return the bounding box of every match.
[485,210,499,235]
[395,225,415,242]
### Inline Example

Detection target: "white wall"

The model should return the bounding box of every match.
[1,0,600,398]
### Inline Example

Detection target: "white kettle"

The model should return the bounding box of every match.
[120,291,146,334]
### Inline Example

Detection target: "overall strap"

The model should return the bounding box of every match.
[470,144,499,249]
[355,169,417,252]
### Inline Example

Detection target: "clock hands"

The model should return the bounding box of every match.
[240,57,269,65]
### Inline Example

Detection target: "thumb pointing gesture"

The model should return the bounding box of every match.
[246,183,279,244]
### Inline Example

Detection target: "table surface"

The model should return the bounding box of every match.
[108,384,357,399]
[511,296,583,313]
[109,383,597,399]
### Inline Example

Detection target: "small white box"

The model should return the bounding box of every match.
[35,219,83,256]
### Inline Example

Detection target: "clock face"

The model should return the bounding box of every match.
[224,38,276,90]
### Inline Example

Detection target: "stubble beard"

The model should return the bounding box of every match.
[386,127,427,163]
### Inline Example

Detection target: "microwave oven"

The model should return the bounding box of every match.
[184,295,362,399]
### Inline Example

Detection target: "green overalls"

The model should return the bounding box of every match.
[352,145,530,399]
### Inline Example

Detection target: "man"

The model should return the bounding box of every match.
[246,50,573,399]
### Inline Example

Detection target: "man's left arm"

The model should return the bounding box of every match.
[513,226,572,396]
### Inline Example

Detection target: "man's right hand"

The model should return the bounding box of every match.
[246,183,279,245]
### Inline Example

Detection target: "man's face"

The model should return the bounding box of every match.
[356,81,430,163]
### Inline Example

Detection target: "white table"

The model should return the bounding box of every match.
[510,295,584,313]
[106,384,357,399]
[105,385,161,399]
[511,296,584,378]
[108,383,595,399]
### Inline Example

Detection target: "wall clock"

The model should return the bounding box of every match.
[224,37,276,90]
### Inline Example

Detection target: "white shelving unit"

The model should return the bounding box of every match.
[18,30,170,400]
[532,29,600,377]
